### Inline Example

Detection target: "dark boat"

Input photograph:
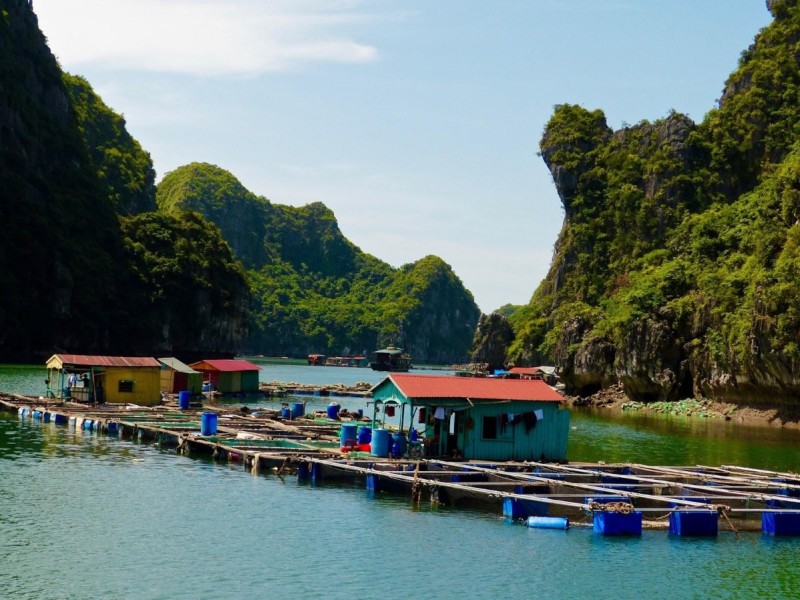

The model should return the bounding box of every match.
[370,347,412,372]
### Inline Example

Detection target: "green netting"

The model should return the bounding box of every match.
[129,422,200,429]
[200,437,314,449]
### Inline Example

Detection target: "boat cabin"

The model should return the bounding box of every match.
[188,359,261,394]
[370,347,412,372]
[46,354,162,406]
[371,373,569,461]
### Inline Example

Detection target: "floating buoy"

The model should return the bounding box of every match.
[527,516,570,530]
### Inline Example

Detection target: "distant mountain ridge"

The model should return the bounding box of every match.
[158,163,480,363]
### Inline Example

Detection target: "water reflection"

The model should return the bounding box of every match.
[569,408,800,471]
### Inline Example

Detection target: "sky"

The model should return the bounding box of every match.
[33,0,772,313]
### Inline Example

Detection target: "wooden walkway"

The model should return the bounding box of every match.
[3,393,800,537]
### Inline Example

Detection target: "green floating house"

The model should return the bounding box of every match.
[371,374,570,462]
[188,359,262,394]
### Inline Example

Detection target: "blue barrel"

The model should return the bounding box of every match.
[391,433,407,458]
[527,516,570,530]
[281,407,292,419]
[178,390,191,410]
[32,410,41,420]
[291,402,305,419]
[357,426,372,445]
[410,428,419,443]
[201,412,218,436]
[371,428,391,457]
[340,423,358,448]
[326,403,340,419]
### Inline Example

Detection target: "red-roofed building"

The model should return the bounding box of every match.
[46,354,162,405]
[371,373,570,462]
[507,366,557,384]
[189,359,262,394]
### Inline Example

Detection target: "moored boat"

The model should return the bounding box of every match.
[370,347,412,372]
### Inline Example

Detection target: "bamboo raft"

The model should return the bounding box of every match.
[3,393,800,537]
[259,381,372,398]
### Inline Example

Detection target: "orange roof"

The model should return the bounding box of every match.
[508,367,542,375]
[189,359,261,372]
[384,373,563,402]
[49,354,160,368]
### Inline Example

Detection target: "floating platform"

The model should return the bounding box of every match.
[3,393,800,538]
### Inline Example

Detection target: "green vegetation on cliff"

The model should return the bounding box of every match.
[510,0,800,404]
[117,211,250,354]
[0,0,123,359]
[63,73,157,215]
[158,163,480,363]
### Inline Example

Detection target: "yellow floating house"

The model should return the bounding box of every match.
[46,354,162,406]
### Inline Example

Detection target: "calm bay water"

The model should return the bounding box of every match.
[1,362,799,599]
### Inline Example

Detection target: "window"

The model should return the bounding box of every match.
[118,380,134,393]
[482,416,497,440]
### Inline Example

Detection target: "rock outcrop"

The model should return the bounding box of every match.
[510,1,800,406]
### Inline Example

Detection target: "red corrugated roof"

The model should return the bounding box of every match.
[385,374,563,402]
[509,367,542,375]
[51,354,161,368]
[190,359,261,372]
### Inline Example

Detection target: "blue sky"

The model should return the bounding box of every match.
[34,0,772,312]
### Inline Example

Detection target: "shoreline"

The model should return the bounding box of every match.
[564,384,800,430]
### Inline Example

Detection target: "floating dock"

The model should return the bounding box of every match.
[3,393,800,537]
[259,381,372,398]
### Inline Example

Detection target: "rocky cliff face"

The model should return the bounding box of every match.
[0,2,251,360]
[510,0,800,406]
[0,0,124,359]
[397,256,481,365]
[470,313,515,371]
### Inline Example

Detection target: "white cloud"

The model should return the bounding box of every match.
[34,0,380,76]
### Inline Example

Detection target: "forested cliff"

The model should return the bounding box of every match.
[508,0,800,405]
[0,0,478,364]
[158,163,480,362]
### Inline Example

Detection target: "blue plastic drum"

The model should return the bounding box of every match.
[370,429,391,457]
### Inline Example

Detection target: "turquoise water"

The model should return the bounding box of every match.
[2,363,800,598]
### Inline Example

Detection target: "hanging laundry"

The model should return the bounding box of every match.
[499,413,509,434]
[534,409,544,421]
[434,406,446,420]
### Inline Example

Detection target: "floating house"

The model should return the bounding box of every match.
[158,357,202,395]
[371,374,569,461]
[325,355,369,368]
[45,354,162,406]
[308,354,326,366]
[370,347,412,372]
[507,366,558,385]
[188,359,261,394]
